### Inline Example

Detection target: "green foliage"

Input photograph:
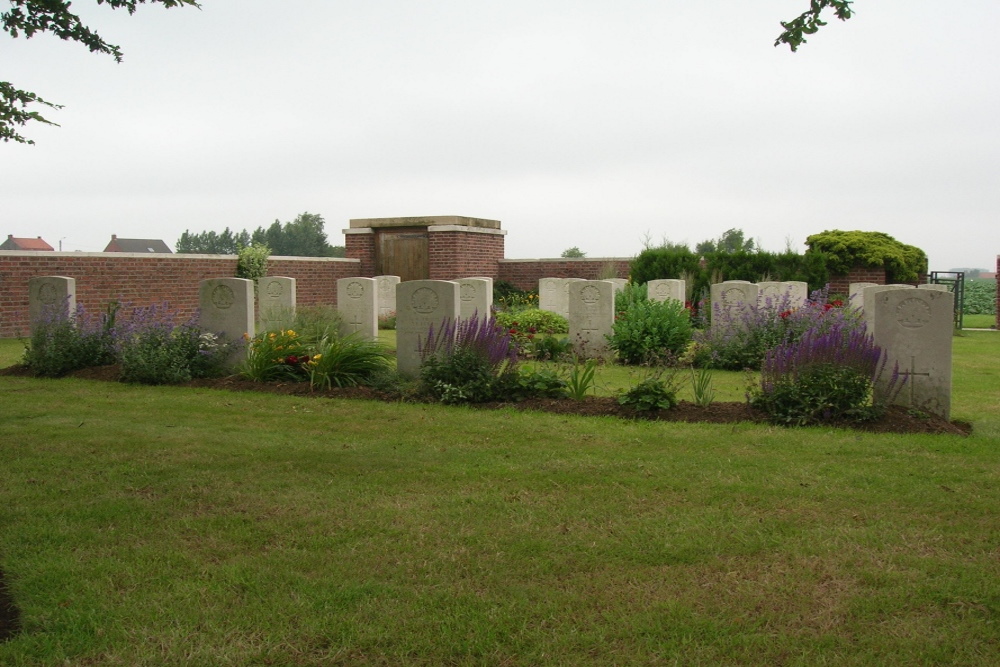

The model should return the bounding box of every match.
[560,246,586,258]
[630,244,828,299]
[964,280,997,315]
[695,228,755,255]
[251,212,338,257]
[751,363,876,426]
[565,358,598,400]
[493,281,538,312]
[618,376,679,412]
[508,367,569,400]
[288,306,343,348]
[307,335,393,390]
[235,242,270,282]
[176,227,250,254]
[378,311,397,330]
[239,329,312,382]
[495,308,569,346]
[690,366,716,407]
[806,230,928,283]
[614,282,647,313]
[523,335,573,362]
[118,325,230,385]
[421,348,507,404]
[776,0,854,51]
[608,298,693,365]
[22,303,115,377]
[2,0,200,144]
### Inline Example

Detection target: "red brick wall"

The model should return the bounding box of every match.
[497,258,631,291]
[827,267,888,295]
[428,231,505,280]
[345,233,376,277]
[0,252,360,338]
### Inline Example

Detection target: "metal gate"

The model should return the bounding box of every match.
[375,228,429,283]
[930,271,965,330]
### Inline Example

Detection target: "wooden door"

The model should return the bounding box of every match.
[376,228,429,282]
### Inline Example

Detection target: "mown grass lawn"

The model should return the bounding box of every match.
[0,332,998,665]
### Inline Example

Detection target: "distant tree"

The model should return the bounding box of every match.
[251,212,337,257]
[329,245,346,258]
[776,0,854,52]
[561,246,586,258]
[2,0,200,144]
[696,228,756,255]
[175,227,250,255]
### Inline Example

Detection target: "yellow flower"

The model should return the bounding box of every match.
[286,330,296,337]
[269,333,277,340]
[312,354,322,361]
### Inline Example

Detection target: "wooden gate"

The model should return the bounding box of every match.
[376,228,429,282]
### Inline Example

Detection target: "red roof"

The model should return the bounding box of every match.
[1,235,54,251]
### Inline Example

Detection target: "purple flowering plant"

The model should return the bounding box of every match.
[749,320,906,426]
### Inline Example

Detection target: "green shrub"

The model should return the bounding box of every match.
[494,281,538,312]
[509,368,569,399]
[23,301,116,377]
[608,298,692,365]
[114,303,235,385]
[565,357,598,400]
[378,311,397,330]
[749,321,904,426]
[420,316,519,403]
[235,242,270,282]
[495,308,569,352]
[805,230,927,283]
[523,335,572,361]
[289,306,343,347]
[618,374,679,412]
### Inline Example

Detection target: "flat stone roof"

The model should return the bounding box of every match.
[348,216,501,230]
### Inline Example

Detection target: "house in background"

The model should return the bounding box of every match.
[1,235,54,251]
[103,235,172,253]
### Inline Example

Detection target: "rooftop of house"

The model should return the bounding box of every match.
[1,235,54,251]
[104,235,172,253]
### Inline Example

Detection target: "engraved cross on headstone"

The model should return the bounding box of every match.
[898,355,931,408]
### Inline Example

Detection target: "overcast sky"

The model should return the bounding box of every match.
[2,0,998,271]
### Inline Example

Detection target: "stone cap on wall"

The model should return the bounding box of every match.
[348,216,501,230]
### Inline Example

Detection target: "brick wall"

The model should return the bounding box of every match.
[0,252,360,338]
[497,258,631,291]
[827,267,888,295]
[428,231,505,280]
[345,232,376,277]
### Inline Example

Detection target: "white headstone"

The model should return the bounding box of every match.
[568,280,615,358]
[849,282,879,308]
[396,280,460,378]
[710,281,760,327]
[918,283,950,292]
[199,278,255,366]
[338,277,378,341]
[604,278,628,293]
[647,279,685,303]
[375,275,401,320]
[862,284,914,335]
[538,278,583,318]
[257,277,296,333]
[457,277,493,322]
[872,289,954,419]
[28,276,75,332]
[757,281,808,310]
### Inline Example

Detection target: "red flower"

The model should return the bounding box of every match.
[831,299,844,308]
[779,310,792,319]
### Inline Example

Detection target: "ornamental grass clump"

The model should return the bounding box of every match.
[749,321,906,426]
[419,315,519,403]
[307,335,393,390]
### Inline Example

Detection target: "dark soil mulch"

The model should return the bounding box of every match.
[0,364,972,436]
